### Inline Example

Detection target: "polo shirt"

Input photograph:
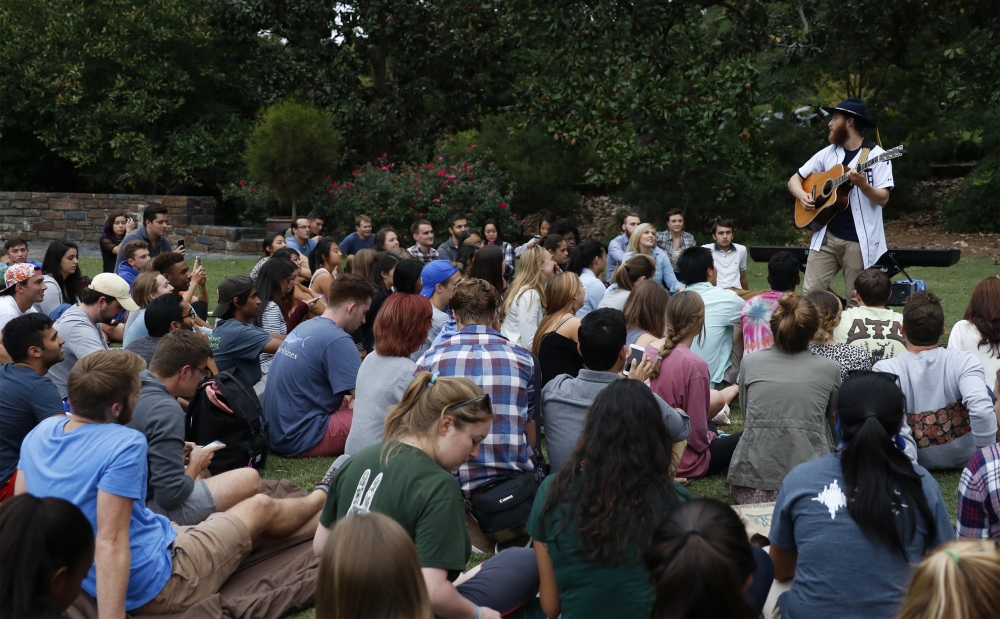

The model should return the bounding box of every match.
[702,242,747,289]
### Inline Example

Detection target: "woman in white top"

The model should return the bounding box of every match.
[500,246,556,350]
[948,276,1000,390]
[308,237,343,302]
[598,254,656,311]
[36,241,81,316]
[254,258,298,375]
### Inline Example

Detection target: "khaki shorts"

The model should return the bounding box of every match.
[134,513,253,615]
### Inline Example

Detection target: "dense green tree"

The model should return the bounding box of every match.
[244,100,342,219]
[0,0,253,193]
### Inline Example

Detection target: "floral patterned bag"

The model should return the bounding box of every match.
[907,399,970,448]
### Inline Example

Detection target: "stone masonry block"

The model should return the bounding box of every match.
[31,221,53,232]
[50,200,77,211]
[196,235,214,245]
[65,229,84,241]
[43,211,62,220]
[65,211,87,221]
[53,221,69,230]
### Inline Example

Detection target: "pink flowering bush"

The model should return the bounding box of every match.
[222,145,520,238]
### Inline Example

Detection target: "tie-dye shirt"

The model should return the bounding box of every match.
[740,290,783,355]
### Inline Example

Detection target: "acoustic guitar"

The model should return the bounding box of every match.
[794,145,906,228]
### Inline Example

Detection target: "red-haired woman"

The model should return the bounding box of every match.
[344,293,434,455]
[948,276,1000,392]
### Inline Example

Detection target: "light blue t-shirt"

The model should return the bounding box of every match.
[285,236,317,258]
[576,268,606,318]
[18,417,175,610]
[769,452,956,619]
[686,281,744,387]
[263,317,361,456]
[123,309,149,347]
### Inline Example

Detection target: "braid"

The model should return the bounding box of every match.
[650,292,705,379]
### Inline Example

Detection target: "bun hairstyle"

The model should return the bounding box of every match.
[897,540,1000,619]
[382,372,493,459]
[646,499,757,619]
[612,254,656,291]
[770,292,819,353]
[806,290,842,344]
[838,371,935,558]
[650,291,705,379]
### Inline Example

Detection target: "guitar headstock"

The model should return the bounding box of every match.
[880,145,906,160]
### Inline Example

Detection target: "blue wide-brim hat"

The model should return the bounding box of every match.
[821,98,877,129]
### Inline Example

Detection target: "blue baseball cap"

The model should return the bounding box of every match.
[420,260,460,298]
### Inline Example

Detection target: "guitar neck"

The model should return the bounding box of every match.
[831,151,890,189]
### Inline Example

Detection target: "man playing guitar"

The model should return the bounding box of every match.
[788,98,894,307]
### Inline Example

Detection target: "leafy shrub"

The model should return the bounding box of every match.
[440,115,598,219]
[941,155,1000,233]
[222,147,521,240]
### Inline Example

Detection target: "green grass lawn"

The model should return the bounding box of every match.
[77,254,990,619]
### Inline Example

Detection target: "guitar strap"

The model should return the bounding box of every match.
[857,147,871,170]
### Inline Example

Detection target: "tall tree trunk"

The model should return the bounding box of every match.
[291,197,297,221]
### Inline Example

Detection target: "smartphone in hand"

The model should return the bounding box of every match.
[177,238,186,249]
[622,344,646,376]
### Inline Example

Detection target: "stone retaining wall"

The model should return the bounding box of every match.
[0,192,264,255]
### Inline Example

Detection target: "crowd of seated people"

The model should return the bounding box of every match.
[1,204,999,619]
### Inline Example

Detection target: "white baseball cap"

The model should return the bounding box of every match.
[88,273,140,311]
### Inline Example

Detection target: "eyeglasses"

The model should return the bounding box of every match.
[295,224,310,229]
[194,365,213,380]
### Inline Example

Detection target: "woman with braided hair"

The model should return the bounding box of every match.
[647,291,743,478]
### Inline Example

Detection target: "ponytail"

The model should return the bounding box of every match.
[612,254,656,291]
[646,499,757,619]
[839,372,936,558]
[382,372,494,461]
[650,291,705,379]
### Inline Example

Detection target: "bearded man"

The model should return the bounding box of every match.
[787,98,895,307]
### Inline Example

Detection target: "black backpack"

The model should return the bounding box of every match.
[185,367,269,475]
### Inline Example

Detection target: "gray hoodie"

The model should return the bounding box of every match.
[48,305,109,397]
[542,369,691,472]
[127,370,194,511]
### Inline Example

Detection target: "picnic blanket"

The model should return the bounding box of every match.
[67,479,319,619]
[731,501,777,547]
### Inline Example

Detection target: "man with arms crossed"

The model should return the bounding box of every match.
[15,350,327,616]
[788,98,894,307]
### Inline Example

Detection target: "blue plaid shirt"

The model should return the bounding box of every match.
[415,324,535,493]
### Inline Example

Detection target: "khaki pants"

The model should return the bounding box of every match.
[134,513,253,615]
[802,231,864,307]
